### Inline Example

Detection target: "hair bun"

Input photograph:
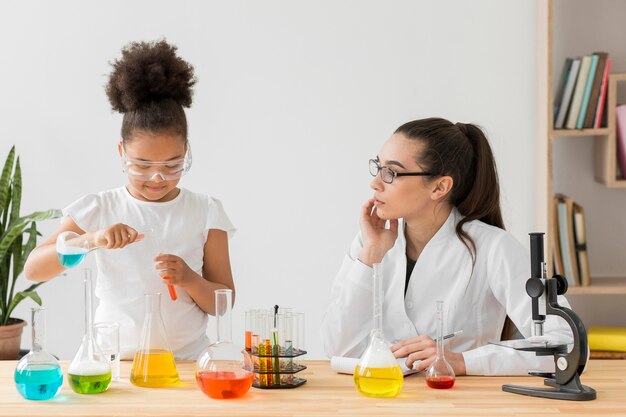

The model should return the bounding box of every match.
[106,40,196,113]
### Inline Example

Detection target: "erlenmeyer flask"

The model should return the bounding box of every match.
[68,269,112,394]
[354,264,403,398]
[14,307,63,400]
[425,300,456,389]
[56,231,90,268]
[130,293,179,387]
[196,289,253,399]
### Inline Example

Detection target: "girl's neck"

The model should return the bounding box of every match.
[404,204,453,261]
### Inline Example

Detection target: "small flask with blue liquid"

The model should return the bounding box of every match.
[14,307,63,400]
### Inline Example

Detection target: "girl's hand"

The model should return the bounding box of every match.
[358,198,398,266]
[93,223,142,249]
[391,335,466,375]
[154,253,196,289]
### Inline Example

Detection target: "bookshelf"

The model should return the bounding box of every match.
[544,0,626,311]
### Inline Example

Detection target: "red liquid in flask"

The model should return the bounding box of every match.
[196,371,253,399]
[426,375,455,389]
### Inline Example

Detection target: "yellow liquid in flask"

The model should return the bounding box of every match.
[354,365,403,398]
[130,349,180,387]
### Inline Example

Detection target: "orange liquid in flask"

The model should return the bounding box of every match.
[196,370,253,399]
[130,349,179,387]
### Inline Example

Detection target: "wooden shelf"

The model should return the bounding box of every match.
[550,128,610,137]
[566,277,626,295]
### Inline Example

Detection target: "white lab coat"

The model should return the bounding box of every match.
[321,208,573,375]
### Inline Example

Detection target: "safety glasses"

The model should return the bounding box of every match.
[121,144,192,181]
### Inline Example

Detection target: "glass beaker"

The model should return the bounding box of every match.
[14,307,63,400]
[68,269,112,394]
[354,264,403,398]
[130,293,179,387]
[425,300,456,389]
[56,231,90,268]
[196,289,253,399]
[94,322,120,382]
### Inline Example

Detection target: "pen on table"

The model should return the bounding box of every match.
[443,330,463,340]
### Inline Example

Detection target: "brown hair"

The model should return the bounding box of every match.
[395,117,504,262]
[106,40,196,142]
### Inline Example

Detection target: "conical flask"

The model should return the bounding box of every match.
[196,289,253,399]
[68,269,112,394]
[130,293,179,387]
[354,264,403,398]
[14,307,63,400]
[425,300,456,388]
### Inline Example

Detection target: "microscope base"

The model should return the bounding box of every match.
[502,374,596,401]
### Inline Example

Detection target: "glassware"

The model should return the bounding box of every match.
[425,300,456,389]
[354,264,403,398]
[196,289,253,399]
[143,229,177,301]
[94,322,120,382]
[68,269,112,394]
[13,307,63,400]
[130,293,179,387]
[56,231,92,268]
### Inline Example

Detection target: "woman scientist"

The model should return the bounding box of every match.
[321,117,572,375]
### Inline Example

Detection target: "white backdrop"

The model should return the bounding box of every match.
[1,0,536,359]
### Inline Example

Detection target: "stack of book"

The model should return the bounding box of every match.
[553,52,611,130]
[552,194,591,286]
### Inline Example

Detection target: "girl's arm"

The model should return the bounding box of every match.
[169,229,235,316]
[24,217,86,282]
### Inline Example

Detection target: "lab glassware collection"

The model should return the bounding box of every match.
[245,306,307,389]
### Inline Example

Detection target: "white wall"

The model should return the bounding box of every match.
[1,0,537,359]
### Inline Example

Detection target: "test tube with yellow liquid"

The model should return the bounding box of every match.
[130,293,179,387]
[353,264,403,398]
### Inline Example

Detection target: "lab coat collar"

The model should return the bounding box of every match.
[400,206,461,248]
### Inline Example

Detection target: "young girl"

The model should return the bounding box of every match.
[321,117,573,375]
[24,40,235,360]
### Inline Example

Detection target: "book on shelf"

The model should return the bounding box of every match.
[566,55,592,129]
[576,54,598,129]
[553,58,573,127]
[583,52,608,128]
[594,57,612,128]
[554,58,581,129]
[615,104,626,179]
[588,326,626,353]
[572,201,591,286]
[555,193,580,286]
[552,195,565,276]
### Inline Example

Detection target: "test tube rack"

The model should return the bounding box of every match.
[248,346,307,389]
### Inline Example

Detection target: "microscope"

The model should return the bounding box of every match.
[492,232,596,401]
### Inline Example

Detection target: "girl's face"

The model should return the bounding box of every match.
[119,131,187,202]
[371,133,450,221]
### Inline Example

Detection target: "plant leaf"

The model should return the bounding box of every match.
[0,209,61,263]
[9,157,21,225]
[0,146,15,226]
[4,289,42,324]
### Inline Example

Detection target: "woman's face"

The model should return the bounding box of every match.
[370,133,443,221]
[120,131,187,202]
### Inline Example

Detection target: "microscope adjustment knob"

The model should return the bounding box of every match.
[557,356,568,371]
[553,275,568,295]
[526,277,544,298]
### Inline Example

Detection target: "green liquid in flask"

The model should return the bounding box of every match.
[354,365,403,398]
[68,371,112,394]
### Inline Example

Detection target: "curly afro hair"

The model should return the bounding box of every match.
[106,40,197,141]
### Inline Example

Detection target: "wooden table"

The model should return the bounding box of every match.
[1,360,625,416]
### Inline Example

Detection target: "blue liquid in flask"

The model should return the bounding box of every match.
[57,251,87,268]
[14,365,63,400]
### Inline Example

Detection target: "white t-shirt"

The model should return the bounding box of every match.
[63,187,236,360]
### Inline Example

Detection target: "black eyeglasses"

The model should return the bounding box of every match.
[369,158,433,184]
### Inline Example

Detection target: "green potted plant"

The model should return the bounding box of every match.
[0,146,61,359]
